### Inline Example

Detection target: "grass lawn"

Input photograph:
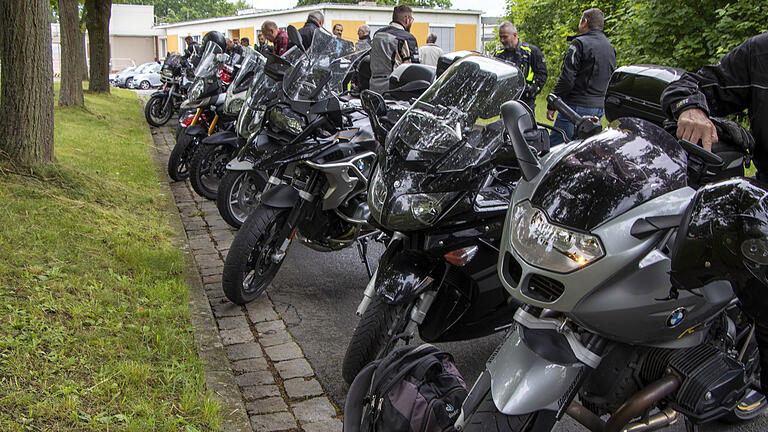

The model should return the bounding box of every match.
[0,87,221,431]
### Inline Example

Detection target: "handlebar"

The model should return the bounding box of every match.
[546,94,582,125]
[678,139,724,167]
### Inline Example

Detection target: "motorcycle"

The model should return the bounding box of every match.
[221,26,380,305]
[455,94,764,431]
[166,34,234,182]
[216,48,303,228]
[188,49,266,200]
[145,53,194,127]
[342,54,536,384]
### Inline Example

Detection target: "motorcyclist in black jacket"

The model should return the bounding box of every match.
[494,20,547,117]
[547,8,616,145]
[662,32,768,397]
[297,11,324,50]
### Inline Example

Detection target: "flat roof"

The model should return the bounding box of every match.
[156,3,482,29]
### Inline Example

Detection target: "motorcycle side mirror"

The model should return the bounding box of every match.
[501,100,540,181]
[287,26,306,55]
[360,90,388,117]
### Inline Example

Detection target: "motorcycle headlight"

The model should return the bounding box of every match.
[269,108,304,135]
[188,79,204,102]
[510,201,604,273]
[237,105,265,138]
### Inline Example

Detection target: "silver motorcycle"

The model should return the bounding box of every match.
[455,96,766,432]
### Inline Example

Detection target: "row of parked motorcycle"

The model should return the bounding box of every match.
[147,27,768,432]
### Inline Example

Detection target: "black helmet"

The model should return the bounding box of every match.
[671,178,768,315]
[202,31,227,51]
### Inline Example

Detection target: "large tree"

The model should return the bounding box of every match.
[58,0,85,106]
[0,0,55,166]
[85,0,112,93]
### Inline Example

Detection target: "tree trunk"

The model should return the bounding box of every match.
[84,0,111,93]
[59,0,84,107]
[0,0,55,166]
[78,31,89,81]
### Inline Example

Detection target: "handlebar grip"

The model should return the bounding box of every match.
[546,94,582,125]
[679,139,724,167]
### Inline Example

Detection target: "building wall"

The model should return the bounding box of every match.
[110,36,156,69]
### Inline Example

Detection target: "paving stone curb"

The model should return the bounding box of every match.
[142,105,342,432]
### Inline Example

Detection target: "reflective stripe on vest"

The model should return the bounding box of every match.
[520,45,534,83]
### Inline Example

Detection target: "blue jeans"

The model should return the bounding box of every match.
[549,105,604,146]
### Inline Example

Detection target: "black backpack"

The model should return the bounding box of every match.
[344,344,467,432]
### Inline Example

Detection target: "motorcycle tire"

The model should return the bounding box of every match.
[222,204,290,304]
[217,170,266,229]
[461,391,557,432]
[167,132,197,181]
[145,94,174,127]
[341,295,412,384]
[189,143,234,200]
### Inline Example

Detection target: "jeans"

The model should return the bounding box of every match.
[549,105,604,146]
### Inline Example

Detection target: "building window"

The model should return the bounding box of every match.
[159,38,167,58]
[428,27,454,52]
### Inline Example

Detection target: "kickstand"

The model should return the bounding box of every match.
[684,418,699,432]
[357,237,373,278]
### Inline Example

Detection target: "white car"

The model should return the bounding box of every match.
[128,64,162,89]
[120,62,157,88]
[110,66,136,86]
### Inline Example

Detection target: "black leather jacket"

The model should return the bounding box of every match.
[297,18,321,50]
[549,29,616,109]
[662,33,768,179]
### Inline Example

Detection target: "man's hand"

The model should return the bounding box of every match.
[547,109,556,121]
[677,108,718,151]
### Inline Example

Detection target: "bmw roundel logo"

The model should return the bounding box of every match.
[666,308,686,328]
[357,159,366,171]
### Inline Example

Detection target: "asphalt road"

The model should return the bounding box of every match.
[264,241,768,432]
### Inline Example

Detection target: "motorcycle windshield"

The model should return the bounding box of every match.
[229,51,265,95]
[384,55,524,175]
[194,43,222,79]
[530,117,687,231]
[283,28,363,101]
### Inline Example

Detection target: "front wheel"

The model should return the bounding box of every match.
[189,143,236,200]
[462,391,557,432]
[341,295,412,384]
[222,204,291,304]
[167,132,198,181]
[145,94,174,127]
[140,80,151,90]
[216,170,266,229]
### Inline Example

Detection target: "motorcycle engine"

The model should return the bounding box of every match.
[639,343,748,422]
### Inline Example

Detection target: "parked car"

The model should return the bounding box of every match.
[109,66,136,86]
[116,62,156,88]
[129,63,162,90]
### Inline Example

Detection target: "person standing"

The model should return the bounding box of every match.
[183,36,199,60]
[298,11,324,50]
[419,33,443,67]
[256,33,273,56]
[369,5,419,93]
[356,24,371,50]
[494,21,547,116]
[261,21,289,56]
[547,8,616,145]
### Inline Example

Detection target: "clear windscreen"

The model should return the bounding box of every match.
[385,55,524,172]
[283,28,365,101]
[194,43,223,78]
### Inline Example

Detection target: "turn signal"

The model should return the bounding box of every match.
[444,246,479,267]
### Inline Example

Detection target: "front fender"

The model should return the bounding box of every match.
[150,89,168,98]
[260,184,299,208]
[226,159,256,171]
[486,327,587,415]
[202,130,239,147]
[184,125,207,137]
[375,242,441,305]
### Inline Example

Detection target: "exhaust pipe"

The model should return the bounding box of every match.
[566,375,681,432]
[605,375,681,432]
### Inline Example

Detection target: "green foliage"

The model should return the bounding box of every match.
[113,0,249,23]
[505,0,768,95]
[0,86,220,431]
[296,0,452,8]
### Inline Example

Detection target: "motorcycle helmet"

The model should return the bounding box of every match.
[202,31,227,51]
[671,178,768,315]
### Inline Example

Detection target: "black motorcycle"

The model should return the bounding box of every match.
[341,54,534,384]
[221,26,380,304]
[145,53,193,127]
